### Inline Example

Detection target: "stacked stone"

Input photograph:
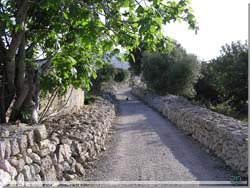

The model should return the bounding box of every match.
[0,124,49,186]
[132,87,248,177]
[0,98,115,186]
[45,99,115,181]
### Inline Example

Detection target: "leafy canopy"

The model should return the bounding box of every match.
[142,43,201,97]
[1,0,197,95]
[195,41,248,110]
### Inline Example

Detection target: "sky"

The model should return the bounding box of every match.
[164,0,249,61]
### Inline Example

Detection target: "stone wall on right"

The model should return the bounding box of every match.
[132,87,248,177]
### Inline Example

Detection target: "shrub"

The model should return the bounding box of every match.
[194,41,248,112]
[142,44,201,97]
[114,69,126,82]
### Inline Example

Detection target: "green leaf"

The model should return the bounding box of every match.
[130,53,135,63]
[122,0,130,7]
[63,12,69,20]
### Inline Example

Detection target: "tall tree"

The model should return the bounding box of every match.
[195,41,248,111]
[0,0,197,123]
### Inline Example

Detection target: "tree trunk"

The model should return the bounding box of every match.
[9,61,40,124]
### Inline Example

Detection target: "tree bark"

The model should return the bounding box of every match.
[19,64,40,124]
[4,1,31,123]
[0,38,7,123]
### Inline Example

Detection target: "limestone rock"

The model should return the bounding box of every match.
[22,165,32,181]
[40,155,57,181]
[48,143,56,153]
[30,164,36,177]
[4,139,11,159]
[10,138,20,156]
[38,139,51,149]
[25,131,34,147]
[32,163,41,174]
[0,140,5,160]
[0,159,17,179]
[28,152,41,164]
[0,127,9,137]
[60,136,72,145]
[0,169,11,187]
[10,157,25,172]
[37,148,50,158]
[24,155,33,165]
[75,163,85,176]
[34,125,47,142]
[61,161,71,172]
[15,173,25,186]
[64,173,76,181]
[56,144,72,163]
[17,134,28,153]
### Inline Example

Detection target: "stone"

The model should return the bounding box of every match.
[16,153,23,159]
[31,163,41,174]
[76,154,86,163]
[4,139,11,159]
[31,143,40,152]
[15,173,25,186]
[54,164,64,179]
[9,157,19,166]
[0,169,11,187]
[61,161,71,172]
[24,155,33,165]
[28,152,41,164]
[0,127,9,137]
[10,158,25,172]
[22,165,32,181]
[68,157,76,165]
[30,164,36,177]
[48,143,56,153]
[33,125,47,142]
[27,148,32,154]
[17,134,28,153]
[50,135,60,145]
[0,159,17,179]
[25,131,34,147]
[40,155,57,181]
[38,139,51,150]
[33,175,43,186]
[71,141,87,157]
[64,173,76,181]
[60,136,72,145]
[10,138,20,155]
[0,140,5,160]
[75,163,85,176]
[56,144,72,163]
[37,148,50,158]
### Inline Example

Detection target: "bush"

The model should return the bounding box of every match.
[194,41,248,112]
[114,69,127,82]
[142,44,201,97]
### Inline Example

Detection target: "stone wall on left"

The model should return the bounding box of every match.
[0,98,115,187]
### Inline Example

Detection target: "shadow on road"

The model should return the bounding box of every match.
[114,88,234,182]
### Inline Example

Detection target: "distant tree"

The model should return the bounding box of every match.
[214,41,247,110]
[128,42,145,76]
[142,43,201,97]
[194,62,222,106]
[194,41,248,115]
[114,68,129,82]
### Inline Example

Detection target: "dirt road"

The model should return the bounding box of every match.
[82,88,234,187]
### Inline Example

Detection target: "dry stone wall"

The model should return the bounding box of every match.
[132,87,248,177]
[0,98,115,186]
[39,87,85,117]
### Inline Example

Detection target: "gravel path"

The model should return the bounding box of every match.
[80,88,234,187]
